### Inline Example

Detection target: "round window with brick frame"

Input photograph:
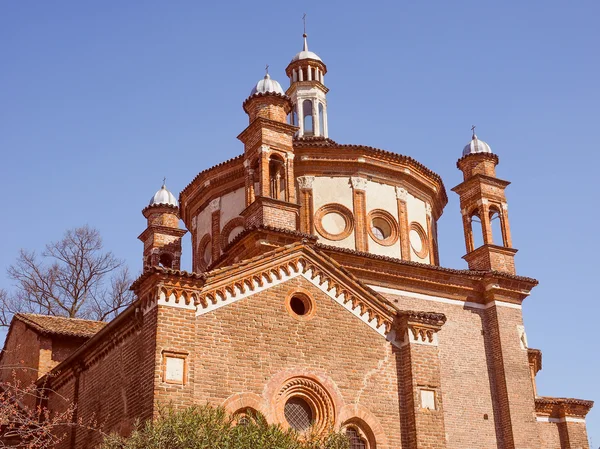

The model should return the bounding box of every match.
[284,397,314,431]
[285,289,316,321]
[367,209,399,246]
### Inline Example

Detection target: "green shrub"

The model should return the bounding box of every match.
[98,404,349,449]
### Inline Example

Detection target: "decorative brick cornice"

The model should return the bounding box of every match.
[396,311,446,346]
[130,266,206,293]
[292,137,447,205]
[141,203,179,218]
[535,397,594,419]
[528,348,542,375]
[456,151,499,168]
[241,91,292,114]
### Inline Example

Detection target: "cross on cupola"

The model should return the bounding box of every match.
[285,16,329,138]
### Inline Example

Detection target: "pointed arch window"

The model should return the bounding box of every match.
[303,100,313,135]
[346,427,367,449]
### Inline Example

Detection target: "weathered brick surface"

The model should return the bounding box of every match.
[47,309,158,449]
[193,276,401,449]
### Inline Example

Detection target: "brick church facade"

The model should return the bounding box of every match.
[1,33,593,448]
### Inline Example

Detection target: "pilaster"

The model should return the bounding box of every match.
[297,176,315,234]
[351,176,368,252]
[395,187,410,261]
[396,312,447,449]
[209,198,221,262]
[482,287,540,449]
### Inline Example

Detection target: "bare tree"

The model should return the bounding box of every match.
[1,226,135,327]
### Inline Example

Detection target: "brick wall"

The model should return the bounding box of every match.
[0,321,42,386]
[193,276,402,449]
[49,308,158,449]
[382,293,505,449]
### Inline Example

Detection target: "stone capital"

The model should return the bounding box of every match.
[425,203,432,216]
[395,186,408,201]
[350,176,368,191]
[297,176,315,190]
[208,198,221,213]
[260,144,270,154]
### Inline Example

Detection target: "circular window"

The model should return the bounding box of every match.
[284,397,313,431]
[321,212,346,235]
[290,296,309,315]
[315,204,354,241]
[367,210,399,246]
[285,290,315,320]
[276,377,334,435]
[410,222,429,259]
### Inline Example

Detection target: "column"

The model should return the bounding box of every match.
[297,176,315,234]
[479,201,493,245]
[396,312,447,449]
[395,187,411,260]
[351,177,368,252]
[501,203,512,247]
[260,145,270,197]
[461,210,474,253]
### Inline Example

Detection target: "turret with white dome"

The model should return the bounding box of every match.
[462,128,493,157]
[139,181,186,271]
[285,30,329,138]
[149,182,178,208]
[250,73,285,97]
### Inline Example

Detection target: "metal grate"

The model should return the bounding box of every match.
[284,397,313,431]
[346,428,367,449]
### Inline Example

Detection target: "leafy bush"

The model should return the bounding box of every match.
[99,404,349,449]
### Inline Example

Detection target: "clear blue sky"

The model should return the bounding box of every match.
[1,0,599,445]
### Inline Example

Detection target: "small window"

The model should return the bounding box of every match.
[285,291,315,320]
[285,397,313,431]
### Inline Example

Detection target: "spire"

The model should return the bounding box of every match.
[302,13,308,52]
[471,125,477,140]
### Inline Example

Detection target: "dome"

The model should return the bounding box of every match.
[149,183,178,207]
[462,134,493,157]
[250,73,285,96]
[290,35,322,63]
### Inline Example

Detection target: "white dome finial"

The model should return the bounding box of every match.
[462,126,493,157]
[149,180,178,207]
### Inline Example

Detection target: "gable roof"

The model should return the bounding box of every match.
[13,313,106,338]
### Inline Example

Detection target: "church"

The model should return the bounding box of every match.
[0,32,593,449]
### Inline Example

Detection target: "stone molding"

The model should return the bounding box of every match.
[208,197,221,213]
[395,186,408,201]
[350,176,368,191]
[296,175,315,190]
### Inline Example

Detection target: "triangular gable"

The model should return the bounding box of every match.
[188,243,398,341]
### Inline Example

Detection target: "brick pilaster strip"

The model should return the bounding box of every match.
[351,177,368,252]
[395,187,410,260]
[297,176,315,234]
[209,198,221,263]
[396,312,447,449]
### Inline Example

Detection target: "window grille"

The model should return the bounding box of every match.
[346,428,367,449]
[284,397,313,431]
